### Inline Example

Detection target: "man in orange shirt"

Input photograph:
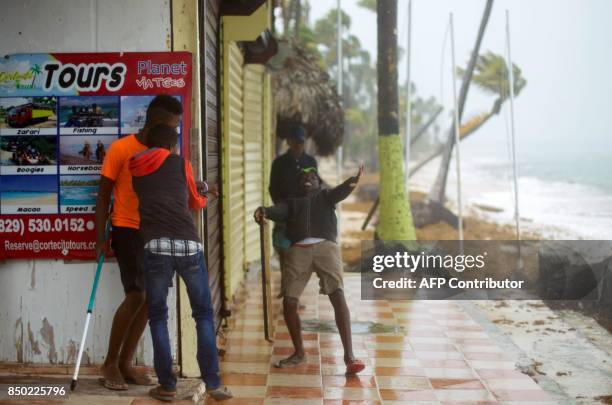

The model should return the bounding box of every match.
[95,95,183,390]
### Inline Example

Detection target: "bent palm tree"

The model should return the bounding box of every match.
[361,54,526,231]
[428,0,494,205]
[458,52,526,138]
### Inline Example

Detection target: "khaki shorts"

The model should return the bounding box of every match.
[282,240,344,299]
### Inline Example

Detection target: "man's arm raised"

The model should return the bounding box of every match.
[325,163,364,204]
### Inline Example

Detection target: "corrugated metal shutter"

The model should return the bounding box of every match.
[200,0,223,326]
[221,40,246,299]
[242,65,264,265]
[263,73,273,206]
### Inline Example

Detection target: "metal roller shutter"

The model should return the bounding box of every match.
[221,40,246,299]
[242,64,264,265]
[200,0,223,327]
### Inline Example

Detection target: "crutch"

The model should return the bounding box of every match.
[70,212,112,391]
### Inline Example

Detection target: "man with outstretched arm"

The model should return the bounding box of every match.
[255,164,366,375]
[95,95,182,390]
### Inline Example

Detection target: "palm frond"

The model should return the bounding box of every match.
[270,40,344,156]
[457,51,526,99]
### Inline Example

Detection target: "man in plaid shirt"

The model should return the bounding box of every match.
[129,124,232,403]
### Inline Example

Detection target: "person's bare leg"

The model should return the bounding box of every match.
[277,296,305,367]
[328,289,354,362]
[101,291,145,388]
[118,295,151,382]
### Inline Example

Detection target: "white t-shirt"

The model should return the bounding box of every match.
[295,237,325,245]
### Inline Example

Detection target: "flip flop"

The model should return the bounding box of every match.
[207,386,234,401]
[192,382,234,404]
[98,377,129,391]
[345,359,366,375]
[275,354,306,368]
[149,385,177,402]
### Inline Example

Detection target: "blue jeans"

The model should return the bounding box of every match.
[144,250,220,391]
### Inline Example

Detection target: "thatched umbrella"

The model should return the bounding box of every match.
[267,40,343,157]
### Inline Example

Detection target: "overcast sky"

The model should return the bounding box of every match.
[307,0,612,158]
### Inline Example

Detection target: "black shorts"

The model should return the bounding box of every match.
[111,226,145,294]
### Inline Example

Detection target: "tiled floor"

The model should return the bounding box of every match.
[0,272,558,404]
[214,272,556,404]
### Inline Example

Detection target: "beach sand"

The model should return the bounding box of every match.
[1,193,57,206]
[340,190,538,266]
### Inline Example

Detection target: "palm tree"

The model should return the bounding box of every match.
[407,53,526,178]
[428,0,494,205]
[30,64,42,87]
[376,0,417,241]
[457,52,526,138]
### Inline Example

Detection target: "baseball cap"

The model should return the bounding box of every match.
[288,125,306,142]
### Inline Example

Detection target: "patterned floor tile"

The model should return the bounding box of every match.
[374,367,426,377]
[424,368,477,380]
[214,274,553,405]
[322,375,377,388]
[433,389,495,401]
[267,373,322,388]
[220,373,268,386]
[429,378,485,390]
[221,362,270,374]
[323,387,380,401]
[266,386,323,399]
[264,399,323,405]
[226,385,267,398]
[375,375,431,390]
[378,389,438,401]
[269,363,322,375]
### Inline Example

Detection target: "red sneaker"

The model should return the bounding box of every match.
[345,358,366,375]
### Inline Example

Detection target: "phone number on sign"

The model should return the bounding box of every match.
[0,218,94,236]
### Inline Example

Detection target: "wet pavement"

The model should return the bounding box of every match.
[0,272,577,404]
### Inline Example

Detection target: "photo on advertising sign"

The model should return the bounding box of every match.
[120,95,182,135]
[58,96,119,135]
[0,135,58,175]
[0,174,58,214]
[0,96,57,135]
[59,135,115,174]
[59,175,99,214]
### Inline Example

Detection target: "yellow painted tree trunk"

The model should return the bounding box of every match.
[377,135,417,240]
[376,0,417,241]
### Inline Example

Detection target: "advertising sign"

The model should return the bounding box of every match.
[0,52,192,259]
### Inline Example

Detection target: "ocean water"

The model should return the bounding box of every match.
[411,150,612,240]
[1,191,56,200]
[60,186,97,205]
